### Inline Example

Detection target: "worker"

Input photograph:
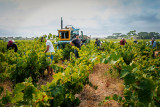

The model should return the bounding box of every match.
[70,34,82,58]
[7,40,18,52]
[120,38,126,45]
[41,36,55,76]
[133,40,138,44]
[95,38,101,47]
[150,37,156,48]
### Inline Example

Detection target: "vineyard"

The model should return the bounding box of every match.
[0,38,160,107]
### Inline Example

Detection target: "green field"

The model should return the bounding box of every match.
[0,39,160,107]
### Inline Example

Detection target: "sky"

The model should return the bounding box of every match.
[0,0,160,38]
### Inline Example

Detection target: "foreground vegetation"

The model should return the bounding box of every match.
[0,39,160,106]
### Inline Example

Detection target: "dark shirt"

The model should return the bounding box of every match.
[7,43,18,52]
[133,40,137,43]
[72,39,81,49]
[95,40,100,46]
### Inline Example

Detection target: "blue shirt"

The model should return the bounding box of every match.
[150,41,156,48]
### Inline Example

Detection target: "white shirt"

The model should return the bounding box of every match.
[46,40,55,53]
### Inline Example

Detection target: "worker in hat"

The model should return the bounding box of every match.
[7,40,18,52]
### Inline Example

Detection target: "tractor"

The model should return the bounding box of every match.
[56,17,90,49]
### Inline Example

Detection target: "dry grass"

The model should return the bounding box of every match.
[76,64,124,107]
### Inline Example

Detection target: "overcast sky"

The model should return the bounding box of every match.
[0,0,160,38]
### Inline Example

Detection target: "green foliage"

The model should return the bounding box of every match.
[53,49,63,63]
[0,77,49,106]
[98,40,160,106]
[0,41,100,107]
[1,39,160,107]
[62,44,74,60]
[0,40,49,84]
[1,90,12,105]
[0,86,4,95]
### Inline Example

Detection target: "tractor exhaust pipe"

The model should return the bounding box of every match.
[61,17,63,29]
[81,31,83,40]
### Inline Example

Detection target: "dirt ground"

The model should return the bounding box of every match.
[55,60,68,69]
[0,80,13,99]
[36,72,54,89]
[76,64,124,107]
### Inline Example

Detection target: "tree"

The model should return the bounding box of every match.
[127,30,136,39]
[148,32,159,39]
[137,32,160,39]
[112,33,122,37]
[48,33,52,39]
[137,32,148,39]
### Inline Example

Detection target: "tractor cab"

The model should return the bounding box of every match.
[58,29,70,41]
[58,25,79,41]
[57,25,80,48]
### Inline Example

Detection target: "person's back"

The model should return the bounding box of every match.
[150,38,156,48]
[42,37,55,76]
[72,38,81,49]
[120,39,126,45]
[7,40,18,52]
[95,39,100,47]
[70,35,81,58]
[46,40,55,53]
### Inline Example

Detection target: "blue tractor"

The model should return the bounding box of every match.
[56,17,90,49]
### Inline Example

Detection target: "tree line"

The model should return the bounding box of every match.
[107,30,160,39]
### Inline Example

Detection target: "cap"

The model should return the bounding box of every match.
[8,40,13,46]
